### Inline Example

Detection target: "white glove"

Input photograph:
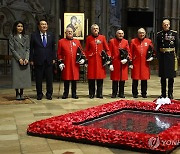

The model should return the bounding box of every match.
[146,57,153,62]
[79,59,85,64]
[129,65,133,69]
[121,59,128,64]
[109,65,114,71]
[59,63,65,71]
[106,61,111,65]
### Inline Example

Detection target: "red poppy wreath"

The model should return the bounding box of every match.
[27,99,180,153]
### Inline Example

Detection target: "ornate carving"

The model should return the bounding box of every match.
[108,4,121,40]
[0,14,5,34]
[6,0,18,6]
[3,21,12,37]
[27,0,45,13]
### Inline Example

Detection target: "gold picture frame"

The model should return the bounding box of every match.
[64,13,84,40]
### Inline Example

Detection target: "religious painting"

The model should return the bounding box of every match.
[64,13,84,40]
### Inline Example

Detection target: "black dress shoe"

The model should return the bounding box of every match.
[142,94,147,98]
[168,94,173,99]
[89,95,94,99]
[97,95,103,99]
[159,94,166,98]
[119,94,125,98]
[62,95,68,99]
[16,95,21,100]
[111,94,117,98]
[46,96,52,100]
[158,95,164,98]
[37,95,42,100]
[20,95,25,100]
[72,95,79,99]
[133,94,138,98]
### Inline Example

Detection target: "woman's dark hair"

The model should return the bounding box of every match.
[12,21,25,36]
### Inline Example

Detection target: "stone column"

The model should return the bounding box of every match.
[94,0,101,24]
[79,0,85,12]
[50,0,55,15]
[171,0,177,30]
[55,0,59,42]
[137,0,144,9]
[91,0,96,24]
[163,0,171,18]
[101,0,109,36]
[144,0,149,9]
[66,0,71,12]
[127,0,136,9]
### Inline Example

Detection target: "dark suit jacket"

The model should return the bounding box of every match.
[30,31,56,65]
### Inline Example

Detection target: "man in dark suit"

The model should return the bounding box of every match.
[30,19,56,100]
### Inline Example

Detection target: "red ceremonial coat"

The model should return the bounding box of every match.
[85,35,110,79]
[130,38,153,80]
[57,38,82,80]
[109,38,130,81]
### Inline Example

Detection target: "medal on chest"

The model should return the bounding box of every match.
[96,39,101,44]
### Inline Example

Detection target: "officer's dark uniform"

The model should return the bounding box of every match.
[157,29,178,98]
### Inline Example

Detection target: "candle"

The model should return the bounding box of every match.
[86,19,88,36]
[59,19,61,36]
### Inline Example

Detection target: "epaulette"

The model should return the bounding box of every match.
[157,30,163,34]
[170,30,177,33]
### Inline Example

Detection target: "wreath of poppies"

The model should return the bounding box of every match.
[27,99,180,153]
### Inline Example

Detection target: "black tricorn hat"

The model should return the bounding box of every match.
[119,49,128,60]
[76,47,85,63]
[101,50,111,66]
[146,45,154,60]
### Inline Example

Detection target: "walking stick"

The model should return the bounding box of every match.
[57,80,61,98]
[57,68,61,99]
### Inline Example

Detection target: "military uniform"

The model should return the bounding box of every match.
[157,29,178,98]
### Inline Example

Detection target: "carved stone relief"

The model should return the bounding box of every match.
[21,12,36,35]
[0,8,14,38]
[108,3,121,40]
[26,0,45,13]
[0,14,5,35]
[3,21,12,37]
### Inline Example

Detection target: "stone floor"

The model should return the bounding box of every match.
[0,74,180,154]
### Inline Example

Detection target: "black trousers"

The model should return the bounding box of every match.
[15,89,23,96]
[63,80,77,97]
[132,80,147,96]
[160,77,174,97]
[34,62,53,97]
[88,79,103,97]
[112,81,125,96]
